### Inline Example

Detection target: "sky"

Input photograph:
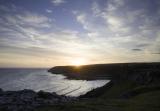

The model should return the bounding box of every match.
[0,0,160,68]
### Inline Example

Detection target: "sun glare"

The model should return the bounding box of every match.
[71,58,87,66]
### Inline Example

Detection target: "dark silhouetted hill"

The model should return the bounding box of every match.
[48,62,160,84]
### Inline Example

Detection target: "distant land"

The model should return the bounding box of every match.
[48,62,160,81]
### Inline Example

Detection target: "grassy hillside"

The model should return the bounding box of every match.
[36,81,160,111]
[36,63,160,111]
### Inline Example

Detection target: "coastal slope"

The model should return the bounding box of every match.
[37,62,160,111]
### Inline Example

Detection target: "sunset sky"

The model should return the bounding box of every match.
[0,0,160,68]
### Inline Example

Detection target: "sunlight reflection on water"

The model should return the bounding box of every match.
[0,69,110,97]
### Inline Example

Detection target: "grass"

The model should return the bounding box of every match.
[124,90,160,111]
[36,80,160,111]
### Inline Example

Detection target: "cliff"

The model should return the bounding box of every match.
[48,62,160,84]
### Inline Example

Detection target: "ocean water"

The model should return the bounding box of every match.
[0,68,110,97]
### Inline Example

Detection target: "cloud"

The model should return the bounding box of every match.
[0,5,54,48]
[46,9,52,13]
[107,0,124,11]
[16,12,52,28]
[151,53,160,54]
[0,4,18,12]
[91,2,101,16]
[0,5,100,67]
[135,43,150,48]
[0,0,160,67]
[51,0,66,6]
[76,13,89,30]
[132,49,142,51]
[73,0,160,63]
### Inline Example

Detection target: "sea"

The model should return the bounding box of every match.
[0,68,110,97]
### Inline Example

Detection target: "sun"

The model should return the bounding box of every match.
[71,58,87,66]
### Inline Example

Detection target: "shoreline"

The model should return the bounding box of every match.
[0,81,112,111]
[1,62,160,111]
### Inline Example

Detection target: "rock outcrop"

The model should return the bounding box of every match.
[0,89,76,111]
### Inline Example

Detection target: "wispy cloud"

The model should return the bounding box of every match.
[46,9,53,13]
[16,12,51,27]
[51,0,66,6]
[0,5,99,67]
[0,0,160,67]
[132,49,142,51]
[73,0,160,62]
[0,6,52,51]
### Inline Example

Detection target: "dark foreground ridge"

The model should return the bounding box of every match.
[0,83,113,111]
[0,89,76,111]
